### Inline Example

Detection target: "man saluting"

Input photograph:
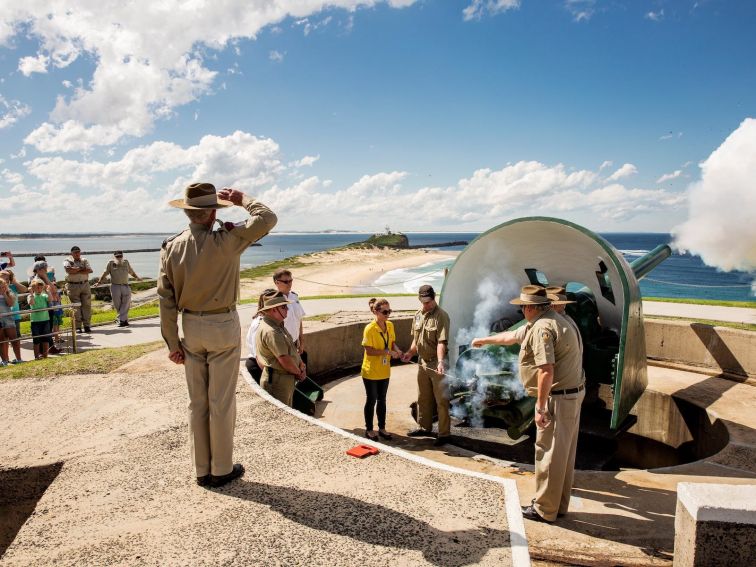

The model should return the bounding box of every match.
[158,182,277,488]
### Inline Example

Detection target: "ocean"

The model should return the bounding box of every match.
[1,232,753,302]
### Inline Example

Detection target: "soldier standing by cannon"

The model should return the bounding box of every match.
[472,284,584,523]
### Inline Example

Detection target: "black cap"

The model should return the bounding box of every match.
[418,285,435,299]
[70,246,81,252]
[114,250,123,256]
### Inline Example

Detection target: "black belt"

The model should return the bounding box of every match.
[551,383,585,396]
[182,305,236,316]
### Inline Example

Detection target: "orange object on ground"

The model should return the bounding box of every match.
[346,445,380,458]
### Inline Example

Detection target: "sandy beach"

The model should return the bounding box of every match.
[241,247,458,298]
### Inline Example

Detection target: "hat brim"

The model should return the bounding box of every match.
[546,293,576,305]
[258,299,294,312]
[509,297,550,305]
[168,198,234,210]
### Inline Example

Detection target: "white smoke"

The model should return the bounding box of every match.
[448,273,526,428]
[673,118,756,293]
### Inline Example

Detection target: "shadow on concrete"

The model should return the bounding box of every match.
[217,480,511,566]
[565,475,677,561]
[690,323,747,378]
[0,462,63,558]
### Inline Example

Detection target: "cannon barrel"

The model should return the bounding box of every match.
[629,244,672,281]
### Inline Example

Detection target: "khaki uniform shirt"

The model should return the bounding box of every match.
[99,259,137,285]
[63,256,92,283]
[256,315,302,374]
[518,310,584,397]
[157,196,277,351]
[411,304,450,365]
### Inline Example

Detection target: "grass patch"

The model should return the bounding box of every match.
[0,341,164,380]
[303,313,333,322]
[644,297,755,308]
[240,256,307,280]
[646,315,756,332]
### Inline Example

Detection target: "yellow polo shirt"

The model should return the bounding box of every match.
[361,320,396,380]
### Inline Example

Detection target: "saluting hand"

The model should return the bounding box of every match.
[217,187,245,206]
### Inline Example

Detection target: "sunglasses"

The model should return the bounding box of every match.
[276,279,293,284]
[378,309,392,316]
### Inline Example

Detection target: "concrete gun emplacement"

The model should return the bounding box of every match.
[439,217,672,440]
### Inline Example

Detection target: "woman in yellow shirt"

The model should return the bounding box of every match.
[361,298,404,441]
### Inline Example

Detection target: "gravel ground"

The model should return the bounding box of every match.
[0,351,514,566]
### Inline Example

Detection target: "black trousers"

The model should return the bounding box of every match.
[362,377,390,431]
[246,357,263,384]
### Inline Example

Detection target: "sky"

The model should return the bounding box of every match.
[0,0,755,266]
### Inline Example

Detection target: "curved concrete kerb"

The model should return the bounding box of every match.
[241,368,531,567]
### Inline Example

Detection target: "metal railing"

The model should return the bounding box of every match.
[0,303,82,357]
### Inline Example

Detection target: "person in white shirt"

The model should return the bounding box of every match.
[245,288,275,383]
[272,268,308,365]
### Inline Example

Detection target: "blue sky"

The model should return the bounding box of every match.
[0,0,755,243]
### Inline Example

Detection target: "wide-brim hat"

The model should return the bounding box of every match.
[547,293,576,305]
[510,285,551,305]
[546,286,575,305]
[168,182,233,210]
[257,291,293,312]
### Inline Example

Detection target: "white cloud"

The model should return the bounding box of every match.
[565,0,596,22]
[1,129,686,232]
[291,155,320,167]
[606,163,637,181]
[673,118,756,273]
[18,53,49,76]
[599,160,613,171]
[3,1,419,153]
[269,50,285,63]
[659,131,683,141]
[463,0,520,21]
[656,169,682,184]
[645,9,664,22]
[0,95,31,129]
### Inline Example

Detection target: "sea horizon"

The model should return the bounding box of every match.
[1,231,753,302]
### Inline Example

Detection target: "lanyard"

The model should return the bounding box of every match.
[378,329,389,350]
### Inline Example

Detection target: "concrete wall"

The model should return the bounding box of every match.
[644,319,755,379]
[304,316,755,379]
[674,483,756,567]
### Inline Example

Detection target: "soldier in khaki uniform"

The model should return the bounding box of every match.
[471,285,585,523]
[158,182,277,488]
[402,285,452,446]
[95,251,140,327]
[63,246,93,333]
[255,290,306,407]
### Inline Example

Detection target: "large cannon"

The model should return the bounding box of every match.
[440,217,670,439]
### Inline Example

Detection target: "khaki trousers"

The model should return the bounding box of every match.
[533,388,585,521]
[181,311,241,477]
[66,283,91,327]
[261,368,297,407]
[417,362,451,436]
[110,283,131,322]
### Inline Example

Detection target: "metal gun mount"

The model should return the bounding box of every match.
[439,217,671,436]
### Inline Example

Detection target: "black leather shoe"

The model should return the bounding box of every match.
[210,464,245,488]
[521,505,554,524]
[196,475,211,487]
[118,321,129,327]
[406,428,433,437]
[433,436,451,447]
[378,430,393,441]
[84,326,92,333]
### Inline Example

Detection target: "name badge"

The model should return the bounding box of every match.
[382,356,389,366]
